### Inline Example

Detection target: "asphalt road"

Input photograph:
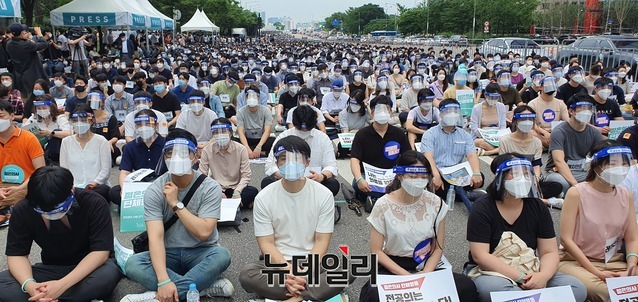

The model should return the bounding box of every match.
[0,154,561,302]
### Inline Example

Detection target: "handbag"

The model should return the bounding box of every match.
[131,174,207,253]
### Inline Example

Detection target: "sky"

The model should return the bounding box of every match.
[245,0,421,23]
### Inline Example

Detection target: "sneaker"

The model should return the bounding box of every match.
[201,278,235,297]
[365,196,378,213]
[547,197,564,209]
[115,156,122,166]
[274,124,286,132]
[119,291,158,302]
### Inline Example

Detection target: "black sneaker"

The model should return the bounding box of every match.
[365,196,378,213]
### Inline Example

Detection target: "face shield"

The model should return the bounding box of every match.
[453,72,467,86]
[246,90,260,107]
[158,138,197,176]
[188,96,206,113]
[33,191,74,220]
[211,123,232,147]
[70,112,93,137]
[498,72,512,87]
[468,71,478,83]
[513,113,536,133]
[373,104,391,124]
[541,76,557,94]
[531,73,545,87]
[494,158,541,199]
[134,96,152,112]
[88,92,105,110]
[34,101,52,118]
[411,75,425,90]
[592,146,633,185]
[377,76,389,90]
[274,146,307,181]
[485,92,501,106]
[298,92,312,106]
[569,101,595,124]
[393,165,430,197]
[134,116,157,141]
[439,103,461,126]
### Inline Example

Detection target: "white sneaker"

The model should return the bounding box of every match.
[115,156,122,166]
[547,197,564,209]
[274,124,286,132]
[201,278,235,297]
[119,291,158,302]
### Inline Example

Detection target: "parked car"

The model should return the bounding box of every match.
[479,37,543,57]
[433,35,449,46]
[556,35,638,70]
[450,35,469,46]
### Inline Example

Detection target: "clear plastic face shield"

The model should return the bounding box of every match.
[70,112,93,138]
[246,90,259,107]
[88,92,105,110]
[134,96,152,112]
[373,104,391,124]
[485,92,501,106]
[498,72,511,87]
[552,67,563,78]
[531,73,545,87]
[158,138,197,176]
[134,116,157,142]
[513,113,536,133]
[198,81,211,95]
[439,103,461,127]
[34,101,52,118]
[592,146,634,186]
[418,95,435,111]
[33,192,75,220]
[569,101,595,124]
[376,75,389,90]
[297,92,312,106]
[541,76,557,94]
[274,146,308,181]
[393,165,430,197]
[468,71,478,83]
[211,123,232,148]
[188,96,206,113]
[453,72,467,86]
[605,72,620,84]
[411,75,425,90]
[495,158,541,199]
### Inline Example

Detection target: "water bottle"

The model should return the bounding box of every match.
[186,283,199,302]
[446,185,455,211]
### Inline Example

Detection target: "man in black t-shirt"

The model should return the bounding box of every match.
[0,166,121,301]
[592,77,624,136]
[151,75,181,128]
[556,66,587,103]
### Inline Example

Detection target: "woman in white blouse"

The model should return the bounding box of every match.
[358,150,479,302]
[60,104,112,200]
[23,96,72,164]
[470,83,508,156]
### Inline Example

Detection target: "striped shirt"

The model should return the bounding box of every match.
[421,125,475,168]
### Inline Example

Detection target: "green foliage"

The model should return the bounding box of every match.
[273,22,285,31]
[324,12,347,31]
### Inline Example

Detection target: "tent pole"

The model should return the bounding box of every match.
[52,25,56,43]
[145,29,149,51]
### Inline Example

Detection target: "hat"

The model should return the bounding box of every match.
[9,23,27,36]
[285,74,299,84]
[568,66,584,74]
[332,79,344,90]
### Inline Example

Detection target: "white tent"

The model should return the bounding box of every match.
[137,0,174,30]
[181,9,219,33]
[50,0,147,27]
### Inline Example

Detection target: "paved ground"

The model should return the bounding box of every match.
[0,153,561,302]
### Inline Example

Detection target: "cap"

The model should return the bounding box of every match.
[9,23,27,36]
[285,74,299,84]
[332,79,344,89]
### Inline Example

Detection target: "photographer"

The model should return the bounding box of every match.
[42,29,64,78]
[68,28,91,78]
[5,23,47,96]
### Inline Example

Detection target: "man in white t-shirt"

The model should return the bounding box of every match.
[175,90,218,147]
[124,92,168,142]
[239,136,350,301]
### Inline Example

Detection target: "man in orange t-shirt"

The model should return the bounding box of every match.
[0,100,45,210]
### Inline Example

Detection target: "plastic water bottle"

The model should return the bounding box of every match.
[446,185,455,211]
[186,283,199,302]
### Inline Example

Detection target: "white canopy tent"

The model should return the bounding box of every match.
[137,0,174,30]
[180,9,219,33]
[50,0,147,27]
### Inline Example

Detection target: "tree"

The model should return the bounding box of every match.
[613,0,634,32]
[273,22,284,31]
[324,12,347,31]
[342,3,387,34]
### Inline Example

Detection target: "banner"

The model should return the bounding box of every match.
[62,13,117,26]
[0,0,20,18]
[363,163,395,193]
[377,269,460,302]
[608,120,634,140]
[120,182,152,232]
[478,128,511,147]
[607,276,638,302]
[439,162,473,187]
[131,13,147,27]
[456,89,474,117]
[338,133,356,149]
[490,285,576,302]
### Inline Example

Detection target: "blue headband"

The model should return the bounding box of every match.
[593,146,632,160]
[33,193,74,215]
[485,92,501,98]
[134,96,152,103]
[163,138,197,153]
[70,112,93,119]
[496,158,533,173]
[88,92,105,100]
[569,101,594,109]
[211,124,232,131]
[393,166,429,174]
[513,113,536,120]
[418,95,435,101]
[34,101,52,106]
[134,116,156,124]
[440,103,461,111]
[188,96,206,101]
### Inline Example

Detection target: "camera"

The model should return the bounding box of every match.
[68,27,88,40]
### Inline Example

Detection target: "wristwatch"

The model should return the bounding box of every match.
[172,202,184,212]
[50,130,56,137]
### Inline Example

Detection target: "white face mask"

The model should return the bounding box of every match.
[575,110,592,124]
[572,74,583,83]
[412,82,424,90]
[289,86,300,94]
[0,118,10,132]
[468,75,478,82]
[354,75,362,82]
[200,87,211,95]
[486,99,498,106]
[374,112,390,124]
[37,109,51,118]
[517,120,534,133]
[73,122,91,135]
[247,97,259,107]
[504,177,532,198]
[600,166,630,186]
[401,178,429,197]
[312,70,319,77]
[442,113,459,126]
[90,99,101,110]
[2,80,12,87]
[166,156,193,176]
[333,91,342,98]
[597,89,612,100]
[377,81,388,90]
[135,104,150,112]
[156,63,164,69]
[619,72,627,78]
[54,80,64,87]
[437,74,446,81]
[113,84,124,93]
[420,102,432,111]
[137,126,155,141]
[190,103,203,113]
[350,104,361,112]
[214,133,230,147]
[296,129,312,139]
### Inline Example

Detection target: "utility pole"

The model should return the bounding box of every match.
[472,0,477,39]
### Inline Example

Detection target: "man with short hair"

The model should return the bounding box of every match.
[583,64,602,94]
[528,76,570,148]
[592,77,624,136]
[312,63,333,108]
[151,75,181,128]
[211,71,240,118]
[49,72,74,105]
[171,72,196,105]
[556,66,588,102]
[65,76,89,115]
[105,75,135,125]
[124,91,168,142]
[175,90,218,145]
[5,23,47,94]
[236,86,275,159]
[123,129,234,301]
[0,166,122,301]
[320,79,349,127]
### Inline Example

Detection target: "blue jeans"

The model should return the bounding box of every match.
[125,245,231,299]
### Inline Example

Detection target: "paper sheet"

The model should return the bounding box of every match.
[219,198,241,222]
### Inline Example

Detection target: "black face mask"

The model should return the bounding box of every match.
[544,91,555,96]
[136,81,144,87]
[75,86,86,93]
[127,69,134,74]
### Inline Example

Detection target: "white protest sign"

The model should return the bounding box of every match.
[363,163,395,193]
[439,162,473,187]
[607,276,638,302]
[120,182,152,232]
[219,198,241,222]
[490,285,576,302]
[377,269,460,302]
[124,168,154,183]
[608,120,634,140]
[478,128,511,147]
[338,133,356,149]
